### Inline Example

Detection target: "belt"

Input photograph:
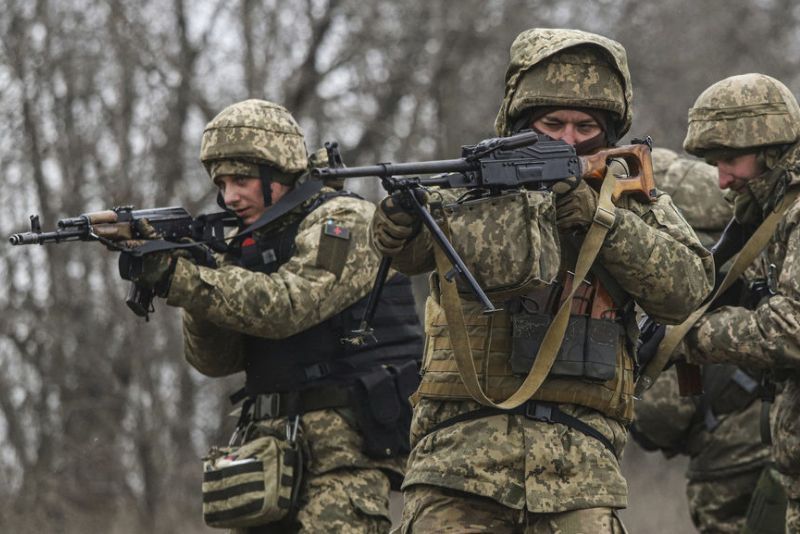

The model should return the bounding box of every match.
[424,401,617,457]
[243,386,352,420]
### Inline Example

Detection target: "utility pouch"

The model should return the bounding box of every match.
[442,190,560,299]
[742,466,788,534]
[351,361,417,459]
[202,435,302,529]
[511,313,618,382]
[704,365,760,417]
[584,318,619,381]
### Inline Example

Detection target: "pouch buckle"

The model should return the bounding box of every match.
[253,393,281,420]
[524,402,553,423]
[593,206,617,230]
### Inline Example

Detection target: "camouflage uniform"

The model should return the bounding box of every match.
[632,148,772,533]
[373,29,713,532]
[681,74,800,533]
[164,100,416,533]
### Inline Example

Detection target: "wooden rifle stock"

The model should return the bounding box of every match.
[580,143,657,203]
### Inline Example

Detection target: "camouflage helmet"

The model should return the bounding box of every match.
[651,147,731,235]
[495,28,633,140]
[684,73,800,158]
[200,99,308,181]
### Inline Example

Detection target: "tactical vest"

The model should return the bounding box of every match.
[231,192,423,395]
[417,253,637,424]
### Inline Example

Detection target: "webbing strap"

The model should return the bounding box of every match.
[635,186,800,396]
[433,175,618,409]
[423,402,617,456]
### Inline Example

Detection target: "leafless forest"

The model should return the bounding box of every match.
[1,0,798,532]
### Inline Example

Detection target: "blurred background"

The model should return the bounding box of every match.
[1,0,798,531]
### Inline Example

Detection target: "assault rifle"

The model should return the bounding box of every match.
[9,206,236,318]
[313,130,657,336]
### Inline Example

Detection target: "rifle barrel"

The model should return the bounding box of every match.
[312,158,475,179]
[9,228,86,245]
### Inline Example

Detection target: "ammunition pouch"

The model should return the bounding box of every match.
[511,313,620,382]
[351,360,418,459]
[202,434,303,529]
[440,190,560,299]
[742,466,788,534]
[705,366,760,415]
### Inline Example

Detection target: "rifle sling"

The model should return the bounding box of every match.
[129,179,324,257]
[432,176,618,409]
[635,185,800,396]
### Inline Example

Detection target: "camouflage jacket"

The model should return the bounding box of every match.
[686,144,800,498]
[167,188,404,476]
[382,183,712,511]
[633,148,770,480]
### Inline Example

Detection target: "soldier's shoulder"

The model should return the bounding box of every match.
[306,191,376,224]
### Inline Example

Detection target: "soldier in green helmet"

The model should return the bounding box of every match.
[680,73,800,534]
[632,147,784,533]
[129,99,423,532]
[372,28,713,532]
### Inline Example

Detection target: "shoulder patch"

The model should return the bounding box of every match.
[323,220,350,240]
[316,219,352,278]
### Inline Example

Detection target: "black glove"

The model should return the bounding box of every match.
[372,190,425,255]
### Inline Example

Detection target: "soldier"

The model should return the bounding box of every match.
[128,99,423,532]
[681,73,800,534]
[372,28,713,532]
[632,148,779,533]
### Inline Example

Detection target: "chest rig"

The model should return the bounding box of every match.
[417,234,638,424]
[229,192,423,396]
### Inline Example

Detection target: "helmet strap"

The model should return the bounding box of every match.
[258,164,274,209]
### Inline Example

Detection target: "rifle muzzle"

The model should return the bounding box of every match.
[9,232,37,245]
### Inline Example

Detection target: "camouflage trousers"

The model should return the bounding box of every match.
[686,468,763,533]
[238,466,392,534]
[399,484,627,533]
[788,499,799,534]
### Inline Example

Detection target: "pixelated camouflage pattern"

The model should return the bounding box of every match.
[229,410,397,533]
[441,189,560,297]
[400,484,626,533]
[633,146,769,530]
[645,368,770,478]
[687,468,764,534]
[594,190,713,324]
[207,159,261,180]
[684,74,800,157]
[201,99,308,177]
[374,170,711,513]
[169,190,380,351]
[651,147,732,233]
[787,499,799,533]
[170,189,401,531]
[383,185,712,325]
[402,399,629,513]
[495,28,632,137]
[774,379,800,495]
[685,144,800,518]
[631,367,695,452]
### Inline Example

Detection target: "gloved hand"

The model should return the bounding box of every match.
[372,191,424,256]
[134,253,179,290]
[552,178,599,232]
[118,218,192,295]
[110,217,164,251]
